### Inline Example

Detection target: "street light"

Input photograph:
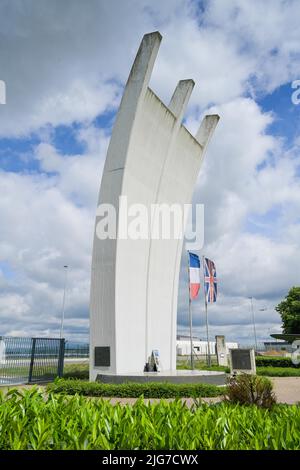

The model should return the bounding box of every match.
[249,297,258,351]
[60,265,68,339]
[259,308,268,343]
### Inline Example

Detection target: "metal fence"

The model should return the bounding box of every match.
[64,342,89,358]
[0,336,65,385]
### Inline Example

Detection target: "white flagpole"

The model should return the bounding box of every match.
[187,251,194,369]
[202,256,211,367]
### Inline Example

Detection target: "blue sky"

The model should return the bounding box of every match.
[258,83,300,143]
[0,0,300,344]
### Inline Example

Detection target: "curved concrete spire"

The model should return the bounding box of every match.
[169,79,195,120]
[196,114,220,151]
[90,32,219,379]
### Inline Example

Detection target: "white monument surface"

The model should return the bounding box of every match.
[89,31,219,380]
[215,335,228,367]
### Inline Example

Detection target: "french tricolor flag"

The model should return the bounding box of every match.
[188,252,201,300]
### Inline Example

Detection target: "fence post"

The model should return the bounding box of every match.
[57,339,65,378]
[28,338,36,383]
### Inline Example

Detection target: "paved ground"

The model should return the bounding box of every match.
[271,377,300,404]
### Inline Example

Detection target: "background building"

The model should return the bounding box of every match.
[176,335,238,356]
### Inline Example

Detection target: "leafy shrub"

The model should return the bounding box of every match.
[47,378,222,398]
[224,374,276,408]
[256,356,299,368]
[0,388,299,449]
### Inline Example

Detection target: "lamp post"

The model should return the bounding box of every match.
[259,308,267,343]
[60,265,68,339]
[249,297,258,351]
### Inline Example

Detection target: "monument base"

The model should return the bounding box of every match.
[96,369,226,386]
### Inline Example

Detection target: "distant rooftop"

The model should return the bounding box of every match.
[271,333,300,343]
[177,335,201,341]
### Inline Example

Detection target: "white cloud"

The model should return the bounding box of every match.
[1,0,300,136]
[188,98,277,242]
[0,129,103,338]
[34,126,109,207]
[0,0,183,136]
[177,96,300,341]
[202,0,300,92]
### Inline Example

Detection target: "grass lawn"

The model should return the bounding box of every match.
[62,360,300,381]
[64,362,89,380]
[2,358,299,387]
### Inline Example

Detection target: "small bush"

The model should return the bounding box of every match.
[47,378,222,398]
[224,374,276,408]
[256,356,299,368]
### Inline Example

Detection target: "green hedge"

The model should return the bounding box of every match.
[256,356,299,368]
[257,367,300,377]
[48,378,222,398]
[1,388,300,449]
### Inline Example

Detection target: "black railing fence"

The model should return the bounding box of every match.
[0,336,65,385]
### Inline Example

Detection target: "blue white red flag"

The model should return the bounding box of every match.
[204,258,218,303]
[188,252,200,300]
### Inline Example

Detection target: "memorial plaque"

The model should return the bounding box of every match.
[94,347,110,367]
[229,348,256,374]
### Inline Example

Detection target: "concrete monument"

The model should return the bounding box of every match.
[89,32,219,380]
[215,335,228,367]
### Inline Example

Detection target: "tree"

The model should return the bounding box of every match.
[275,287,300,334]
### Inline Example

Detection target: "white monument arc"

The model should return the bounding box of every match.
[89,32,219,380]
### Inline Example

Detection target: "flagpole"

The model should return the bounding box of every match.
[202,256,211,367]
[205,297,211,367]
[187,251,194,370]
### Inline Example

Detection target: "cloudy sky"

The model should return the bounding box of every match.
[0,0,299,345]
